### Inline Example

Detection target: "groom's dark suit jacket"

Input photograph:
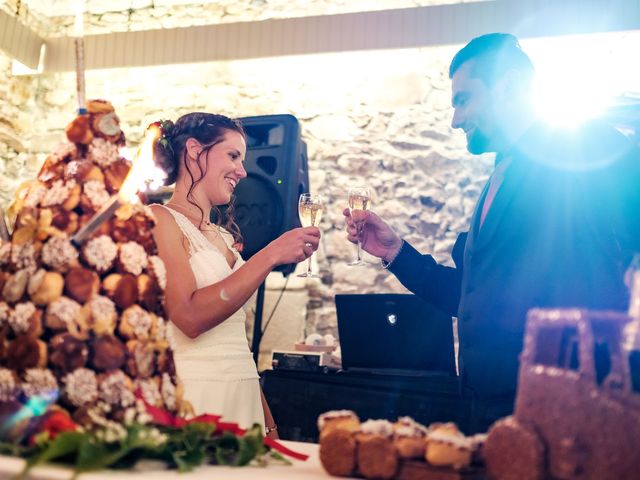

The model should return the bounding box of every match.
[389,120,640,402]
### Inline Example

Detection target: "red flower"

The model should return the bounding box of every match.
[134,389,308,461]
[39,410,78,440]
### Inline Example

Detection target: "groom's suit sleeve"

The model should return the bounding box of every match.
[388,233,466,317]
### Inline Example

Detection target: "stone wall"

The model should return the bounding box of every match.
[0,51,43,209]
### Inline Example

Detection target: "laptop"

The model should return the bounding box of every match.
[335,294,457,376]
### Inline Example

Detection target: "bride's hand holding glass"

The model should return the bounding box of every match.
[297,193,324,277]
[265,226,320,267]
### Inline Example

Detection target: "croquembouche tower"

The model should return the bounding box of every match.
[0,100,188,441]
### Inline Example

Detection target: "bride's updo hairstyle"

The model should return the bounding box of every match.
[150,112,245,244]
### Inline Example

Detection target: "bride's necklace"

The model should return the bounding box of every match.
[167,202,218,231]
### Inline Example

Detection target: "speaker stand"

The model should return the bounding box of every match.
[251,281,266,366]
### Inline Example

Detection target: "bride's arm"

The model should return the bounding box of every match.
[151,205,319,339]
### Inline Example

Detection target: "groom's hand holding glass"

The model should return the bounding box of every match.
[343,208,403,265]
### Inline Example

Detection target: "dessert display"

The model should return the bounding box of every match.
[0,100,184,439]
[318,411,484,480]
[319,308,640,480]
[0,104,301,475]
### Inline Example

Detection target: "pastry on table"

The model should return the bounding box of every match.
[103,159,131,194]
[318,409,361,438]
[40,236,79,273]
[45,296,84,331]
[0,367,21,402]
[39,180,81,212]
[6,336,48,370]
[356,419,398,480]
[318,410,360,477]
[393,416,428,459]
[21,368,58,400]
[125,340,156,379]
[2,269,30,303]
[113,274,139,310]
[425,422,473,470]
[64,267,100,304]
[65,115,93,145]
[156,341,177,378]
[118,304,154,340]
[137,273,162,312]
[38,144,77,184]
[97,370,135,408]
[8,241,39,273]
[49,208,79,236]
[28,269,64,305]
[49,332,89,374]
[90,335,126,371]
[136,377,163,407]
[62,367,98,408]
[83,295,117,335]
[147,255,167,291]
[82,235,118,274]
[80,180,111,214]
[7,302,43,338]
[116,241,148,276]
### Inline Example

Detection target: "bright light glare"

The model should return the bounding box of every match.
[118,126,166,203]
[525,32,640,127]
[532,75,610,127]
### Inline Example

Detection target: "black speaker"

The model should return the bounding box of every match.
[213,114,309,276]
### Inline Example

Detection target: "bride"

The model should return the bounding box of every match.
[149,112,320,438]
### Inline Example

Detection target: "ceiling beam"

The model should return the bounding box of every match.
[0,10,44,69]
[27,0,640,72]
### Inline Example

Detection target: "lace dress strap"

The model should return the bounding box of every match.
[158,205,211,257]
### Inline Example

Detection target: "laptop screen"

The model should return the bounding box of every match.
[335,294,456,375]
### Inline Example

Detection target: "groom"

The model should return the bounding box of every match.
[344,33,640,432]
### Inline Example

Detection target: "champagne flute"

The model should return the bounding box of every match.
[347,185,371,266]
[298,193,324,278]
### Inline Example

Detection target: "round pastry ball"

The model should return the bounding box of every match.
[49,333,89,375]
[90,335,126,371]
[64,267,100,304]
[6,336,47,370]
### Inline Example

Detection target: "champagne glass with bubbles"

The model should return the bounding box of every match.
[298,193,324,278]
[348,185,371,266]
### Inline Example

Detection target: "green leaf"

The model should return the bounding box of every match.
[268,450,292,466]
[21,431,84,477]
[76,439,111,471]
[161,423,213,472]
[242,425,268,457]
[213,433,242,466]
[28,431,84,465]
[234,437,259,466]
[76,426,168,472]
[172,446,206,472]
[0,441,28,457]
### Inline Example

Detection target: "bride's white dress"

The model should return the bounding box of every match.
[161,206,263,430]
